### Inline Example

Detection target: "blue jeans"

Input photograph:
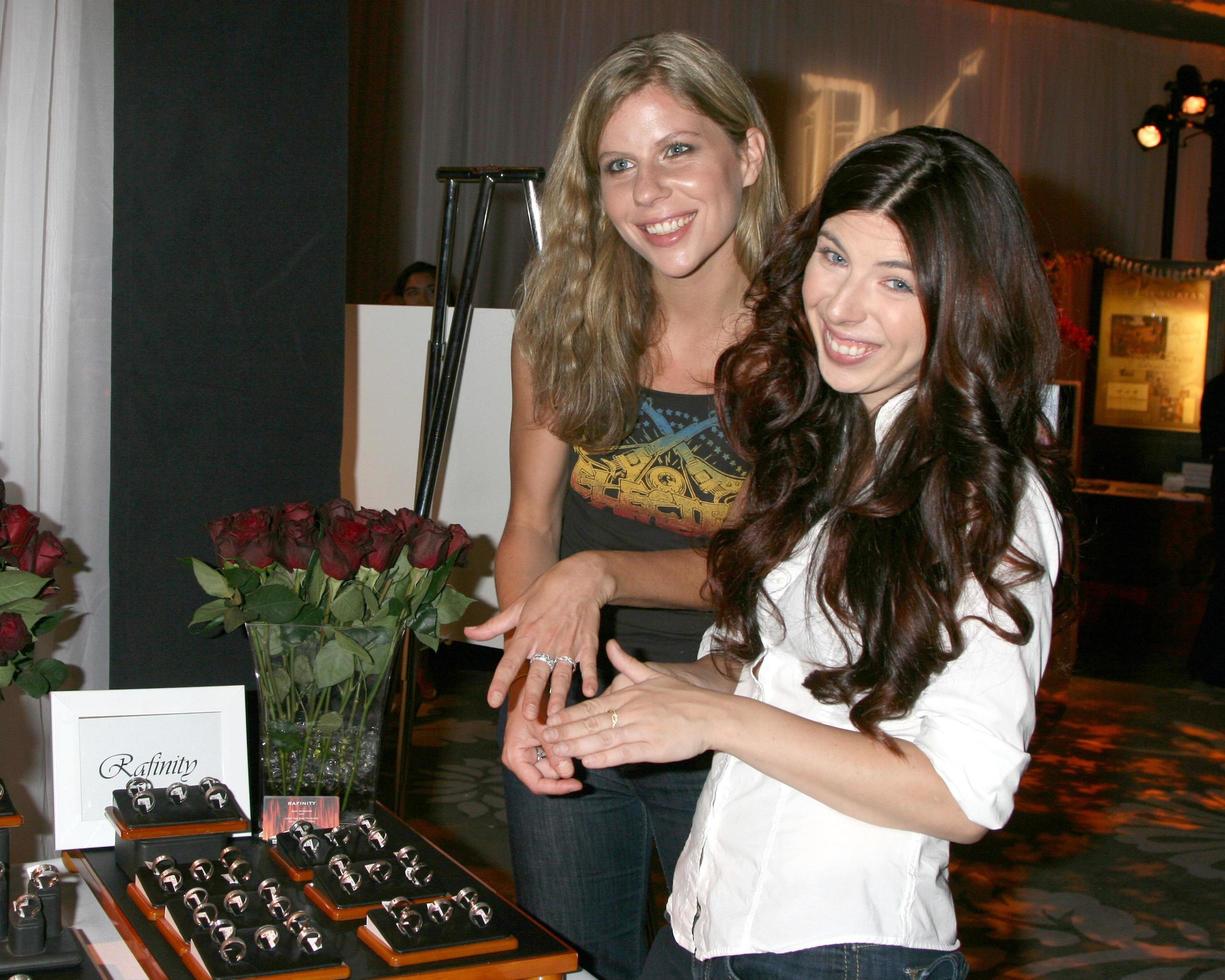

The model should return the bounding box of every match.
[687,941,970,979]
[502,726,709,980]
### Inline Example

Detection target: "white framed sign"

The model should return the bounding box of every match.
[50,685,250,849]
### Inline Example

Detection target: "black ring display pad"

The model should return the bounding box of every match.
[164,892,281,946]
[364,903,513,956]
[308,861,461,914]
[72,805,576,978]
[0,923,100,979]
[270,832,392,876]
[112,785,246,827]
[188,924,346,978]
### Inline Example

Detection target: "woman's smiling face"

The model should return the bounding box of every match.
[802,210,928,412]
[596,84,763,285]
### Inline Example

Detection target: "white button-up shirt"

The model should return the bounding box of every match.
[668,392,1063,958]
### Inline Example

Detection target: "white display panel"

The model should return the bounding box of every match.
[340,304,514,644]
[49,685,250,849]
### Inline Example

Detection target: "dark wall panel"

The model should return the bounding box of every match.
[112,2,348,688]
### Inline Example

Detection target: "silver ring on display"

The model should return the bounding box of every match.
[534,745,547,763]
[298,928,325,954]
[555,655,579,669]
[219,937,247,965]
[209,918,237,945]
[254,924,281,952]
[469,901,494,928]
[528,652,558,670]
[452,886,479,909]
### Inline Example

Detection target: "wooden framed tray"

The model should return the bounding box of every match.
[68,805,577,979]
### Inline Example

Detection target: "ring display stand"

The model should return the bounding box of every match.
[0,777,99,979]
[106,780,250,881]
[69,804,576,979]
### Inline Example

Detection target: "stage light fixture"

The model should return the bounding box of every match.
[1135,65,1224,258]
[1134,105,1168,149]
[1176,64,1208,115]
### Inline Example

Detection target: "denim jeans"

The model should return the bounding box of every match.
[501,716,709,980]
[687,941,970,980]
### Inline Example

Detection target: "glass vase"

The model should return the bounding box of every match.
[246,621,401,819]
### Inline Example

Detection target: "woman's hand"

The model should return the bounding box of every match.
[467,552,609,718]
[501,682,583,796]
[542,641,726,768]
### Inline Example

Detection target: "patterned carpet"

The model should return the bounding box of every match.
[397,651,1225,978]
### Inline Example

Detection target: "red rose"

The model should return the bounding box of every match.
[0,612,31,654]
[320,498,356,525]
[318,517,370,579]
[446,523,471,562]
[18,530,67,577]
[361,510,405,572]
[0,505,40,557]
[393,508,426,538]
[406,521,451,570]
[275,502,318,570]
[208,507,277,567]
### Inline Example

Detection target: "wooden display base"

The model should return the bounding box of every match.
[268,845,313,883]
[68,804,577,980]
[303,878,445,923]
[183,937,349,980]
[106,805,249,840]
[304,882,381,922]
[357,924,516,968]
[127,880,164,920]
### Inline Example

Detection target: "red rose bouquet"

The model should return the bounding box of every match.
[187,498,472,650]
[186,498,473,809]
[0,480,71,699]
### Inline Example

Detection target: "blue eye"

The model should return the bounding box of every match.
[604,158,633,174]
[663,142,693,158]
[818,247,846,266]
[885,278,914,293]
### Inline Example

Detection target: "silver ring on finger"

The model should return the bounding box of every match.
[608,708,619,729]
[555,655,578,669]
[528,652,558,670]
[534,746,547,763]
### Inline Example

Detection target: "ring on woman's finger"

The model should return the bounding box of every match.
[528,652,558,670]
[555,655,578,669]
[608,708,620,729]
[534,746,547,763]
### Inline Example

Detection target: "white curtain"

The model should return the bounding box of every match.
[0,0,113,860]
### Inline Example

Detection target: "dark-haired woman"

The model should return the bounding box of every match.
[544,126,1074,977]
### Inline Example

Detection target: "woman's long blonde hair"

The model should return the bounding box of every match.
[516,32,786,450]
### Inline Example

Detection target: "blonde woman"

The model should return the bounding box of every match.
[465,32,785,979]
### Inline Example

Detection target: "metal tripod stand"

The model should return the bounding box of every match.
[390,166,545,815]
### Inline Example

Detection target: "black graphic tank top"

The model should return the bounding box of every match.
[559,388,747,666]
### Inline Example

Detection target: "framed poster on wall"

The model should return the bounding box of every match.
[1092,268,1211,432]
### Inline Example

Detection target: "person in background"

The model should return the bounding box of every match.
[463,31,786,979]
[545,127,1076,977]
[382,261,438,306]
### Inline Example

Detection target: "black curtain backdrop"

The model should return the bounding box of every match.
[111,2,348,689]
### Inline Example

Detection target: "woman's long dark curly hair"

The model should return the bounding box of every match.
[709,127,1076,741]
